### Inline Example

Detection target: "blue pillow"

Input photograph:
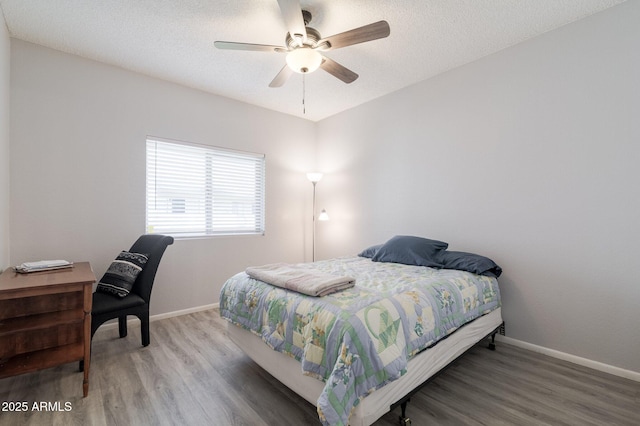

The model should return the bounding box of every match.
[358,244,382,258]
[440,251,502,277]
[371,235,448,268]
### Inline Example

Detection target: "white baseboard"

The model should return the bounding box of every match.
[97,304,639,383]
[96,302,219,332]
[150,303,220,322]
[496,335,640,382]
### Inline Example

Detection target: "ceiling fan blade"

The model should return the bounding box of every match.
[269,65,294,88]
[318,20,390,51]
[277,0,307,44]
[214,41,286,52]
[320,56,358,84]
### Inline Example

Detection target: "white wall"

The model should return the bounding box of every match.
[9,40,316,314]
[316,1,640,373]
[0,7,9,272]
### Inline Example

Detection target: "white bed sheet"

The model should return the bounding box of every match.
[226,307,502,426]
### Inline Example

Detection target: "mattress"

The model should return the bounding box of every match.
[220,256,501,425]
[226,307,502,426]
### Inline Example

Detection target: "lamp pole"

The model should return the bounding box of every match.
[312,180,317,262]
[307,172,323,262]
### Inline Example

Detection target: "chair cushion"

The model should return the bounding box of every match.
[92,291,146,315]
[96,251,148,297]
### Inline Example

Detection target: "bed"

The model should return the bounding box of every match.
[219,237,503,426]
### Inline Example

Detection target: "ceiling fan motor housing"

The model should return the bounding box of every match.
[285,10,330,50]
[287,26,320,49]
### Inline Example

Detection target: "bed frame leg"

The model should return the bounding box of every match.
[488,321,505,351]
[399,399,411,425]
[488,332,497,351]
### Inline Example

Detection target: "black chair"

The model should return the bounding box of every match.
[91,234,174,346]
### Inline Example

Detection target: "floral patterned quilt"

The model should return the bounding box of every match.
[219,257,501,426]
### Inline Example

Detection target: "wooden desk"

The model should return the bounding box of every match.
[0,262,96,397]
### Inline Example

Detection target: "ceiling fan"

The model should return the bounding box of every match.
[214,0,390,87]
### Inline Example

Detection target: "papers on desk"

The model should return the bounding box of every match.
[14,260,74,273]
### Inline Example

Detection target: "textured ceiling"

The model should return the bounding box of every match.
[0,0,627,121]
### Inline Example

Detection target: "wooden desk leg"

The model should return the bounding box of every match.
[83,284,92,397]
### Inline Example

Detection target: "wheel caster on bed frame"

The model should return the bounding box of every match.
[398,399,412,425]
[399,416,412,425]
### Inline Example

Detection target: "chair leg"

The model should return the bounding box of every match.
[141,314,150,347]
[118,316,128,338]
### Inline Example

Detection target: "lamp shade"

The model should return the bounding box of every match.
[306,172,323,183]
[286,48,322,74]
[318,209,329,221]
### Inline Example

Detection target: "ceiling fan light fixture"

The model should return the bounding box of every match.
[286,47,322,74]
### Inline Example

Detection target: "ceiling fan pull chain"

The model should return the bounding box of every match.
[302,73,306,114]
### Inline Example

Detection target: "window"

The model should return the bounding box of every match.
[146,137,265,238]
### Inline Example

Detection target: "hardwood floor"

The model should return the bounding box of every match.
[1,309,638,425]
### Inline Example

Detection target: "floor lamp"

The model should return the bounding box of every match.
[307,172,329,262]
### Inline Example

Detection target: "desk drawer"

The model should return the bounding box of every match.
[0,321,83,359]
[0,292,83,320]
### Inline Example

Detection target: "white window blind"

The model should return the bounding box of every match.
[146,137,265,238]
